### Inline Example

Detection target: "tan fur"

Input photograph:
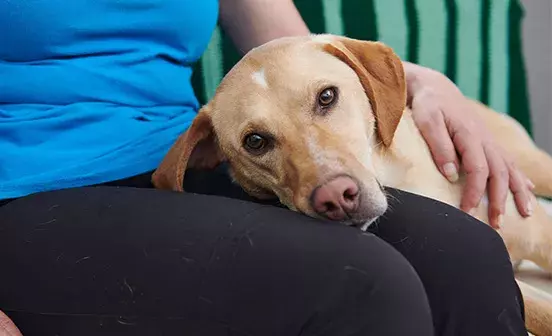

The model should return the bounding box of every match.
[153,35,552,335]
[471,99,552,198]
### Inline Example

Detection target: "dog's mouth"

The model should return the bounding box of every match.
[255,193,384,232]
[338,215,380,231]
[359,216,380,231]
[239,179,386,230]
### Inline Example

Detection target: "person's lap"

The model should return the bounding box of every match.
[0,168,526,335]
[185,167,525,334]
[0,179,434,335]
[366,189,525,335]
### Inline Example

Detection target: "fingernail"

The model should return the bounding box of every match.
[443,163,459,182]
[527,179,535,190]
[526,201,533,216]
[497,214,504,229]
[467,208,476,217]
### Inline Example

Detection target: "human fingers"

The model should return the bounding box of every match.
[0,311,22,336]
[483,145,509,229]
[453,127,489,214]
[413,105,460,182]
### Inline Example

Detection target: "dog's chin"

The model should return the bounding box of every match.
[341,216,380,231]
[359,217,379,231]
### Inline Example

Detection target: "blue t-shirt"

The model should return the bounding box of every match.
[0,0,218,199]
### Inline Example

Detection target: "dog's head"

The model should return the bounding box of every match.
[153,35,407,228]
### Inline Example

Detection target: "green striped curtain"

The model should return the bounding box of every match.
[191,0,532,135]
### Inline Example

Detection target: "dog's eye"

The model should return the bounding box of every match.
[244,133,268,153]
[318,87,337,107]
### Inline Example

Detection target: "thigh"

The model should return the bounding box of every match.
[101,166,283,206]
[369,188,526,335]
[0,186,432,336]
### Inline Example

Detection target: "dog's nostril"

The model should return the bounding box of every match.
[343,188,358,201]
[323,201,338,212]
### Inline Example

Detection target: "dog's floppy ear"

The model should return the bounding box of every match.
[321,36,406,147]
[152,105,225,191]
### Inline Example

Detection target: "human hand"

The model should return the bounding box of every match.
[403,62,534,229]
[0,311,22,336]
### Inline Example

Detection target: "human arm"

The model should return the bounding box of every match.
[218,0,309,54]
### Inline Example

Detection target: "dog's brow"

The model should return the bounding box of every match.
[308,79,337,92]
[240,120,273,138]
[251,68,268,89]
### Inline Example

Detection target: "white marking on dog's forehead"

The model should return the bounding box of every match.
[251,68,268,89]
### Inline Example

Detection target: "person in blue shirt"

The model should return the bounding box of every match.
[0,1,531,335]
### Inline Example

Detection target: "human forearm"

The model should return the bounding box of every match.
[219,0,310,55]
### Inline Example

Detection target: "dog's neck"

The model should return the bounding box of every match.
[371,109,464,206]
[371,110,419,188]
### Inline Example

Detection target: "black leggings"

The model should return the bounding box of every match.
[0,169,526,336]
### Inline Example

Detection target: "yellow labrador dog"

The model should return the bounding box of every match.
[152,35,552,335]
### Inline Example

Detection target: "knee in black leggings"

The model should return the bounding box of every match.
[166,197,436,336]
[371,188,526,335]
[263,221,435,336]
